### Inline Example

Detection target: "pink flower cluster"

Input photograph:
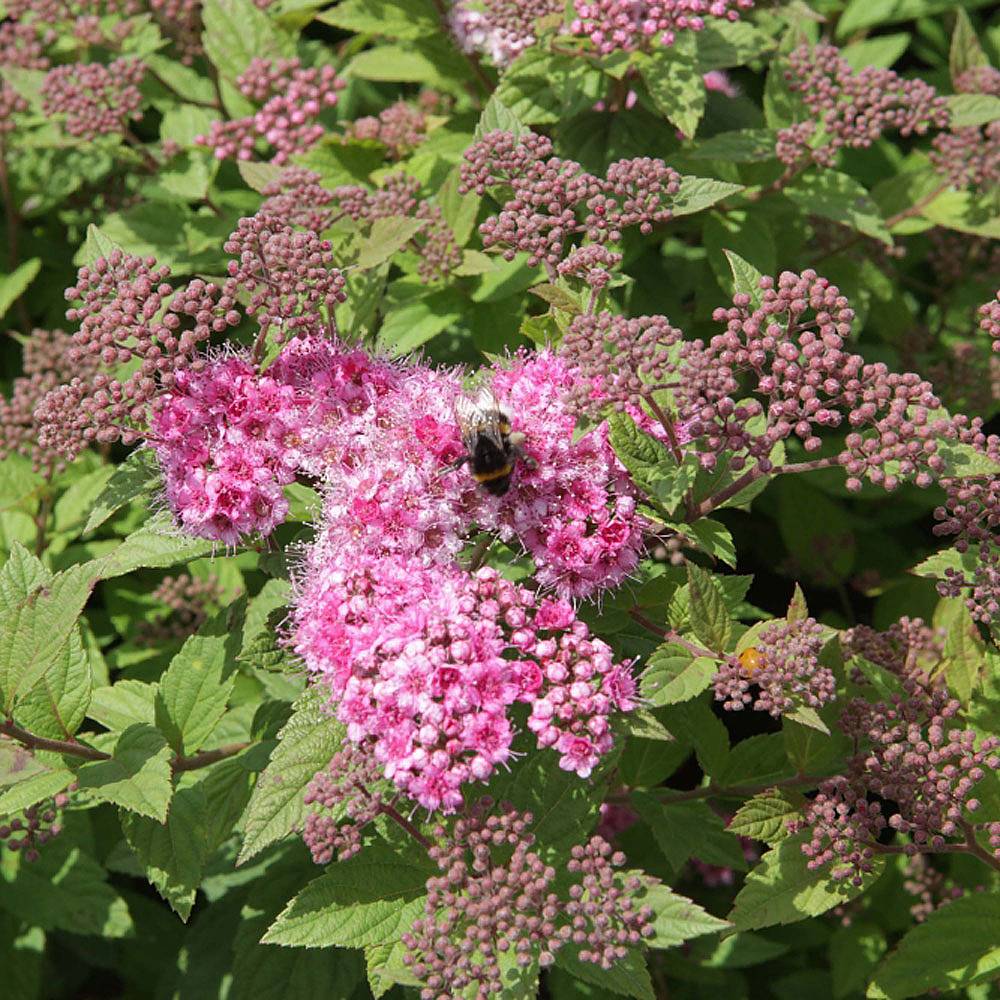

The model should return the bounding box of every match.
[196,57,344,165]
[343,100,430,159]
[777,43,949,168]
[570,0,754,55]
[148,354,299,544]
[41,58,145,139]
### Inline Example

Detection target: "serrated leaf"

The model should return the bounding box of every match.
[84,449,161,534]
[632,793,748,872]
[356,216,429,269]
[263,846,430,948]
[671,176,743,217]
[98,513,214,576]
[624,707,674,741]
[121,779,209,920]
[237,160,285,193]
[718,732,792,788]
[14,625,92,740]
[949,8,989,82]
[0,765,75,817]
[724,250,764,308]
[608,412,674,491]
[936,439,1000,478]
[87,679,157,730]
[528,282,583,314]
[785,171,891,245]
[696,20,776,70]
[641,34,705,138]
[316,0,438,39]
[687,518,736,568]
[75,724,173,821]
[556,946,654,1000]
[641,645,717,706]
[728,789,803,844]
[787,583,808,623]
[202,0,293,83]
[940,598,985,705]
[642,882,731,948]
[946,93,1000,128]
[868,892,1000,999]
[686,563,732,653]
[237,685,345,864]
[659,699,729,777]
[155,603,243,755]
[689,128,779,162]
[475,95,530,139]
[0,259,41,323]
[729,835,884,931]
[0,840,133,938]
[784,705,829,735]
[79,224,124,266]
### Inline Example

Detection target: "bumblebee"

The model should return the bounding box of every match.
[453,387,535,495]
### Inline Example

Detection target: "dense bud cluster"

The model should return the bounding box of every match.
[560,310,682,414]
[259,167,338,233]
[134,573,225,645]
[777,44,949,168]
[459,130,681,269]
[980,289,1000,355]
[0,329,101,476]
[196,57,344,164]
[569,0,754,55]
[793,681,1000,884]
[681,270,951,489]
[222,214,346,342]
[343,100,430,159]
[842,616,945,687]
[714,616,834,717]
[0,20,49,132]
[331,173,462,283]
[448,0,561,67]
[401,801,654,998]
[302,744,386,863]
[902,855,970,923]
[41,59,145,139]
[35,251,240,460]
[930,121,1000,193]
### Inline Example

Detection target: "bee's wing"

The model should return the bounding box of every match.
[455,388,505,451]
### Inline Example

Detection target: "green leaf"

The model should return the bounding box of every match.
[724,250,764,308]
[52,466,116,537]
[835,0,987,38]
[121,779,209,920]
[718,732,793,787]
[0,763,75,817]
[624,707,675,741]
[727,789,803,844]
[947,93,1000,128]
[776,476,856,586]
[83,448,161,534]
[0,840,133,938]
[935,439,1000,478]
[263,845,431,948]
[640,35,705,138]
[474,95,530,139]
[782,715,844,776]
[237,685,345,864]
[75,724,173,821]
[347,45,453,86]
[688,129,779,163]
[155,604,243,755]
[493,50,604,126]
[87,679,157,731]
[97,513,214,576]
[910,544,980,582]
[841,33,910,71]
[80,223,125,265]
[436,165,480,246]
[14,625,92,740]
[704,931,790,969]
[920,187,1000,239]
[867,893,1000,999]
[556,946,654,1000]
[686,563,732,654]
[940,598,985,704]
[830,921,886,999]
[316,0,438,38]
[659,699,729,777]
[642,882,731,948]
[784,171,891,245]
[356,216,429,269]
[671,176,743,218]
[949,7,990,81]
[632,793,748,872]
[641,645,717,706]
[696,20,776,70]
[0,259,41,323]
[729,835,884,931]
[377,287,465,356]
[202,0,293,83]
[687,518,736,568]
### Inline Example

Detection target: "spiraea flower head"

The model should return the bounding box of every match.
[448,0,562,67]
[41,58,145,139]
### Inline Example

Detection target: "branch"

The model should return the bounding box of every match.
[688,465,765,521]
[650,771,830,805]
[628,609,715,660]
[172,742,251,772]
[0,719,110,762]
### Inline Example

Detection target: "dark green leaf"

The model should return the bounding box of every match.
[686,563,732,654]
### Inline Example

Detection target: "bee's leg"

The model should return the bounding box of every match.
[511,444,537,470]
[447,454,471,471]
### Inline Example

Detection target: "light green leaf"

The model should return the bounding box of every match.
[841,33,909,71]
[316,0,438,39]
[79,223,125,266]
[87,679,157,731]
[624,707,674,741]
[556,946,654,1000]
[950,6,990,80]
[641,882,731,948]
[202,0,294,82]
[347,45,447,85]
[641,645,717,706]
[689,129,779,163]
[0,259,41,323]
[936,439,1000,478]
[910,545,980,582]
[727,788,803,844]
[947,93,1000,128]
[121,779,209,920]
[785,171,891,245]
[632,793,748,872]
[729,835,884,931]
[493,50,603,126]
[75,724,173,821]
[686,563,732,654]
[835,0,991,39]
[97,513,214,576]
[687,518,736,568]
[436,165,480,246]
[83,449,161,534]
[940,598,985,705]
[377,287,465,356]
[640,34,705,138]
[920,187,1000,240]
[671,176,743,218]
[14,625,92,740]
[474,95,530,139]
[263,846,431,948]
[0,765,75,818]
[356,216,428,269]
[724,249,764,308]
[155,604,242,755]
[696,20,776,70]
[237,685,345,864]
[868,893,1000,999]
